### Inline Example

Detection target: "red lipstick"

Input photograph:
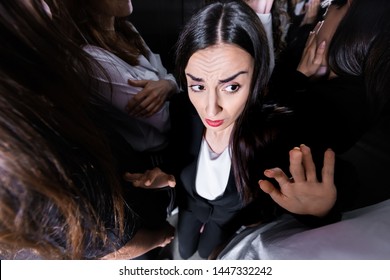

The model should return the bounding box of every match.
[205,119,224,127]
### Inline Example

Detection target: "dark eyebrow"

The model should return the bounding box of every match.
[219,71,248,83]
[186,73,203,82]
[186,71,248,83]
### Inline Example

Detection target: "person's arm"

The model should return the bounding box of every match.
[147,49,180,94]
[267,21,325,105]
[126,34,180,117]
[100,223,175,260]
[123,167,176,189]
[245,0,275,72]
[83,45,170,131]
[127,21,180,96]
[126,78,177,117]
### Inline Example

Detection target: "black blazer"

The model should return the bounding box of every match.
[178,114,245,226]
[169,92,343,229]
[169,93,294,230]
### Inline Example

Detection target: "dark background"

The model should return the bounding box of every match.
[130,0,205,73]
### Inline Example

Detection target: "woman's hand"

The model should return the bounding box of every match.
[100,222,175,260]
[300,0,321,26]
[259,144,337,217]
[124,167,176,189]
[126,79,175,117]
[297,21,326,77]
[244,0,274,14]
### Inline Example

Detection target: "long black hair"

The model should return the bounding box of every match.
[175,0,290,203]
[328,0,390,119]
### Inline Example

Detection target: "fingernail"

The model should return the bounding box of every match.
[316,20,324,34]
[264,169,272,176]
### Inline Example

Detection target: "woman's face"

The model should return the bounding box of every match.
[93,0,133,17]
[185,44,254,133]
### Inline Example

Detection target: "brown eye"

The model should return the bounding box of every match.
[225,84,240,93]
[189,85,205,92]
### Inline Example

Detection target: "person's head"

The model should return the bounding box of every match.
[320,0,390,79]
[48,0,133,31]
[0,0,130,259]
[175,0,270,127]
[48,0,146,66]
[175,0,272,202]
[184,41,255,135]
[70,0,134,31]
[326,0,390,120]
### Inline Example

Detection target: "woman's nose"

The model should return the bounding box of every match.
[205,90,222,117]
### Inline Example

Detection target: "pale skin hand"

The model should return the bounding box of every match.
[126,79,175,117]
[123,167,176,189]
[259,144,337,217]
[297,21,326,77]
[244,0,274,14]
[100,223,175,260]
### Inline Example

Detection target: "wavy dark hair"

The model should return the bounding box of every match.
[328,0,390,119]
[0,0,135,259]
[175,0,289,203]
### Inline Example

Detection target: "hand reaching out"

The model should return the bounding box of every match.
[100,222,175,260]
[259,144,337,217]
[124,167,176,189]
[126,79,175,117]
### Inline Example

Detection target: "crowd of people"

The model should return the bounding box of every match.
[0,0,389,260]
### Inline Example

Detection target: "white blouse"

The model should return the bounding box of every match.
[83,41,178,152]
[195,138,231,200]
[257,13,275,73]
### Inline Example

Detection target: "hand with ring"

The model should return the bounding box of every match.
[259,144,337,217]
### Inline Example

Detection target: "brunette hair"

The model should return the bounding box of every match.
[328,0,390,119]
[0,0,135,259]
[175,0,289,203]
[47,0,148,66]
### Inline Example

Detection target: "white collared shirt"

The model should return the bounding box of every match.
[83,44,178,152]
[195,138,231,200]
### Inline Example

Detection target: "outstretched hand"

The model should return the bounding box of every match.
[100,222,175,260]
[126,79,175,117]
[259,144,337,217]
[124,167,176,189]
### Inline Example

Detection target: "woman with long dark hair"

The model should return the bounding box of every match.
[172,0,337,259]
